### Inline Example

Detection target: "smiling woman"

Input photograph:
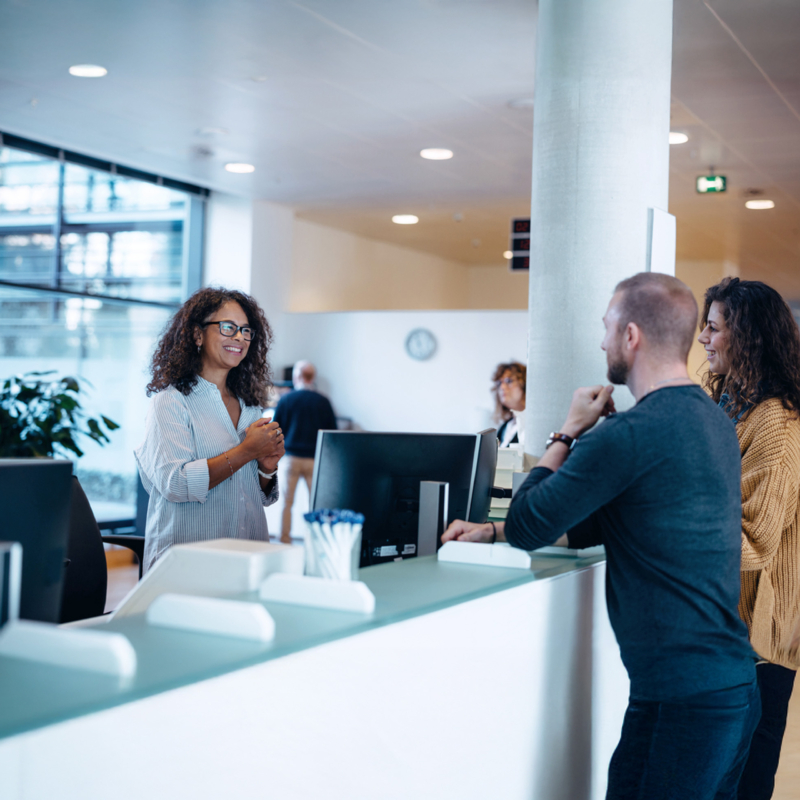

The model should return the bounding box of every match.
[135,287,286,572]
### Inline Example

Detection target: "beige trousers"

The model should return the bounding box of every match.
[280,455,315,541]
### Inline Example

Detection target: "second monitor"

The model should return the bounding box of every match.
[309,430,497,567]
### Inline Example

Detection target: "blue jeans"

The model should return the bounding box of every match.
[607,680,761,800]
[737,663,796,799]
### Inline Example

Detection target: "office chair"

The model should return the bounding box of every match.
[59,476,145,624]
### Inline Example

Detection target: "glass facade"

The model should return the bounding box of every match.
[0,140,204,519]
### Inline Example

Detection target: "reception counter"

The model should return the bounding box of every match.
[0,552,629,800]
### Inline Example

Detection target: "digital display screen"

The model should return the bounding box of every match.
[511,255,529,272]
[512,218,531,234]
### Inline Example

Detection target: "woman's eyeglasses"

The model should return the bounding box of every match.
[495,376,518,387]
[201,320,255,341]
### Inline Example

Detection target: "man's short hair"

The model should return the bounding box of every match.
[293,360,316,384]
[613,273,698,361]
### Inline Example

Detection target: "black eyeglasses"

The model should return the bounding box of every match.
[201,320,255,341]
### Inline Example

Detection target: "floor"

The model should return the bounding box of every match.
[103,563,800,796]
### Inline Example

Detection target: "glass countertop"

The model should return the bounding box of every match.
[0,552,604,741]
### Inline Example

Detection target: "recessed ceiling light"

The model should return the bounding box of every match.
[503,251,513,259]
[69,64,108,78]
[392,215,419,225]
[225,163,255,174]
[508,97,534,109]
[745,199,775,210]
[669,131,689,145]
[420,148,453,160]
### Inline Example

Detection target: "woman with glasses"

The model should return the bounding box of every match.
[135,288,285,572]
[698,277,800,800]
[492,361,527,447]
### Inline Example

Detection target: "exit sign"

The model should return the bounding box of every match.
[696,175,727,193]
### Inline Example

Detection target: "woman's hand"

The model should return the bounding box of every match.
[257,423,285,474]
[241,419,284,466]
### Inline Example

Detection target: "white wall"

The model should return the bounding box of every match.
[279,310,529,434]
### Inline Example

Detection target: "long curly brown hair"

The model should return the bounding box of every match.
[701,277,800,421]
[491,361,527,423]
[147,288,273,407]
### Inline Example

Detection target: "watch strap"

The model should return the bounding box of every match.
[545,432,576,450]
[258,468,278,479]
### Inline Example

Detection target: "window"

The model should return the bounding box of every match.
[0,133,206,520]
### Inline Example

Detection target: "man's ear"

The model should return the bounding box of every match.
[624,322,642,352]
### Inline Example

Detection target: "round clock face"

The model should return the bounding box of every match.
[405,328,437,361]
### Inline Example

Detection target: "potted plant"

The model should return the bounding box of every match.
[0,371,119,458]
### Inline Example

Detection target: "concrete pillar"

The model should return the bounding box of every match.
[203,194,295,375]
[525,0,674,455]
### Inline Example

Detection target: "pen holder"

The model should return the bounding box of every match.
[303,509,364,581]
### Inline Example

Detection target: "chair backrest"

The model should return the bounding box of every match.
[60,476,107,623]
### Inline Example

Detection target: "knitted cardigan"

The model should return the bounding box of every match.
[737,398,800,669]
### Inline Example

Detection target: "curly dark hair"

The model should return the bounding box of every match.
[147,287,273,407]
[491,361,527,423]
[701,277,800,421]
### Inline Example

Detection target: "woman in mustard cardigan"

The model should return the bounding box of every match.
[699,277,800,800]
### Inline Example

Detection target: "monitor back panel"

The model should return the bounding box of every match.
[311,432,478,567]
[0,459,73,622]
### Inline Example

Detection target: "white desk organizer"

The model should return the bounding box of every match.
[0,620,137,677]
[146,594,276,642]
[259,573,376,614]
[437,541,533,569]
[112,539,305,619]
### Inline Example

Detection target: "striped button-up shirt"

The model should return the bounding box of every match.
[134,377,279,573]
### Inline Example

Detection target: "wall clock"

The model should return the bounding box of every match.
[405,328,437,361]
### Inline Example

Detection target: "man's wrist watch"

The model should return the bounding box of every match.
[258,468,278,480]
[545,432,577,450]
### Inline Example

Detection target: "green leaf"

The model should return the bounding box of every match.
[101,415,120,430]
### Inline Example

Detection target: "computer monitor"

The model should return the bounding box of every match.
[0,459,73,622]
[309,429,497,567]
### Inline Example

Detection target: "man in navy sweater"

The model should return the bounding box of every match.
[272,361,337,543]
[443,273,759,800]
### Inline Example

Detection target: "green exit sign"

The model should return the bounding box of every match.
[696,175,727,193]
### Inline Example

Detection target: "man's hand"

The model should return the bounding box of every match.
[562,385,615,439]
[441,520,501,544]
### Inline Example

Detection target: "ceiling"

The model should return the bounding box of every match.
[0,0,798,291]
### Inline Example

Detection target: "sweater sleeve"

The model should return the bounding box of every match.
[739,406,800,571]
[504,416,637,551]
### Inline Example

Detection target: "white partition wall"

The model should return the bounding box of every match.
[0,563,628,800]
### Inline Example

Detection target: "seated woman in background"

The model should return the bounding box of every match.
[492,361,527,447]
[698,277,800,800]
[135,287,285,573]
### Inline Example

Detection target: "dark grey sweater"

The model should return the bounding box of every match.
[505,385,756,701]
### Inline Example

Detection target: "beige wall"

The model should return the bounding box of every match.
[290,219,529,312]
[466,264,529,309]
[291,219,469,311]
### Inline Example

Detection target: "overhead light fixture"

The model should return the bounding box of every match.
[225,163,255,174]
[69,64,108,78]
[420,148,453,160]
[392,215,419,225]
[669,132,689,145]
[745,199,775,210]
[503,251,513,259]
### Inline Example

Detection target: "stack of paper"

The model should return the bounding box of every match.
[490,444,524,518]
